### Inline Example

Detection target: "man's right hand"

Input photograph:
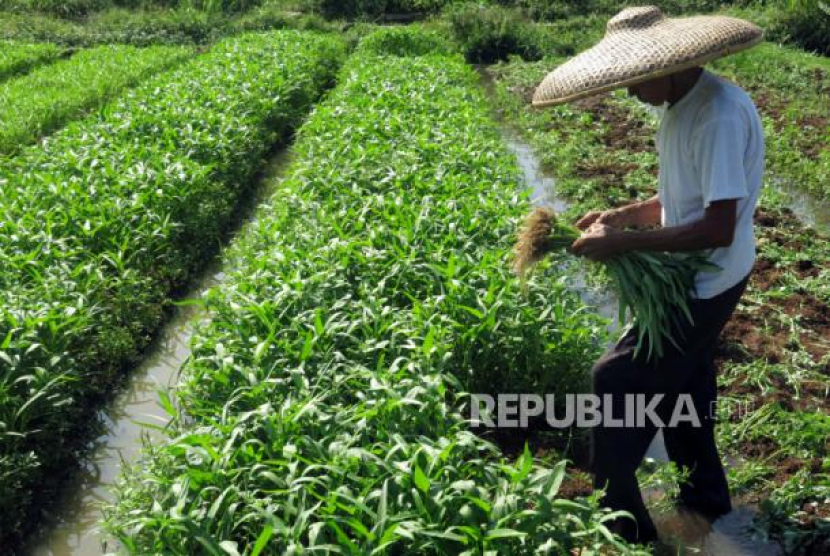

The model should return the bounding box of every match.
[576,209,625,231]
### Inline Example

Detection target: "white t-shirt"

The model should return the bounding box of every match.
[656,69,764,299]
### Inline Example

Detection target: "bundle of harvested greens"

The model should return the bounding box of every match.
[513,207,719,360]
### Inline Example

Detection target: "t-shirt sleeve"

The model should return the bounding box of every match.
[691,116,749,208]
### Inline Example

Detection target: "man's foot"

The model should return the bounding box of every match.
[654,506,713,547]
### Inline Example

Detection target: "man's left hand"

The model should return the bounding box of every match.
[570,223,626,261]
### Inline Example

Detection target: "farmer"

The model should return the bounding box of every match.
[531,6,764,545]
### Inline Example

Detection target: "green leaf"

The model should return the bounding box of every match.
[413,464,430,494]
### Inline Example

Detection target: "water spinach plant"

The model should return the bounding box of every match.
[0,40,61,81]
[514,207,718,360]
[103,30,641,555]
[0,44,194,154]
[0,31,344,548]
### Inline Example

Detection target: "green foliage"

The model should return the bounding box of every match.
[0,40,62,81]
[445,3,546,63]
[83,7,224,43]
[104,44,625,554]
[767,0,830,55]
[356,25,455,56]
[0,31,343,548]
[0,44,191,154]
[310,0,453,18]
[0,7,226,44]
[146,0,264,12]
[0,0,264,17]
[230,4,339,33]
[0,5,344,45]
[0,0,112,17]
[0,11,83,44]
[498,0,738,19]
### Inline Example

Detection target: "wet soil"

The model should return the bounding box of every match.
[573,94,654,153]
[570,94,659,196]
[748,88,829,161]
[717,208,829,374]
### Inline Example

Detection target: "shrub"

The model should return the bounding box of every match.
[0,0,264,16]
[309,0,452,18]
[446,2,545,63]
[84,7,223,44]
[230,3,340,33]
[0,0,113,17]
[767,0,830,55]
[0,11,87,44]
[357,25,455,56]
[493,0,734,20]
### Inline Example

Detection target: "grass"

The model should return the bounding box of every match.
[0,30,344,549]
[102,30,649,555]
[0,4,346,45]
[0,39,61,81]
[0,44,192,154]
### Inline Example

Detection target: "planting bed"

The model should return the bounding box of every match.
[103,31,639,555]
[488,39,829,555]
[0,40,61,81]
[0,30,343,549]
[0,44,193,154]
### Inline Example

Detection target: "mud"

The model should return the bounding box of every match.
[573,93,653,153]
[573,159,639,189]
[716,208,830,371]
[559,470,593,500]
[749,88,829,161]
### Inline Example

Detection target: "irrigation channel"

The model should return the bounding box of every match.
[24,70,822,555]
[25,148,294,556]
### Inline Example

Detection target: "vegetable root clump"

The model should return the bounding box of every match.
[513,207,718,360]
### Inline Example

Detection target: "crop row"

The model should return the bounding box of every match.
[0,31,344,547]
[105,31,622,555]
[0,39,61,81]
[0,44,193,155]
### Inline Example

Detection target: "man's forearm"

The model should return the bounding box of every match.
[610,195,661,228]
[616,218,730,253]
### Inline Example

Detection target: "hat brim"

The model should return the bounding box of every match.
[532,14,764,108]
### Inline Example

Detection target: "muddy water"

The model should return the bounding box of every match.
[775,178,830,233]
[26,271,218,556]
[500,114,619,325]
[25,150,293,556]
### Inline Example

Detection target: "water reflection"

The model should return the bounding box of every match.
[26,149,292,556]
[27,277,214,556]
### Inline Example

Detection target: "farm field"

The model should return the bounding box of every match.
[0,40,61,81]
[0,44,193,154]
[0,1,827,555]
[0,29,343,549]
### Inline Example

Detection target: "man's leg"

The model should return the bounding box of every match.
[590,330,666,544]
[590,274,750,542]
[661,275,750,520]
[662,358,732,520]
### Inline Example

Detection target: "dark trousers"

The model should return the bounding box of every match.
[589,273,750,544]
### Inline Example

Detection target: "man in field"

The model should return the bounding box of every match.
[532,6,765,545]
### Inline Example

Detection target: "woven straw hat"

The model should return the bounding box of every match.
[532,6,763,107]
